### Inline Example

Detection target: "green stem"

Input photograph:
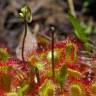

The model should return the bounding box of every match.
[22,17,27,62]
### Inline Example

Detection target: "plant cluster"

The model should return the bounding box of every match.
[0,5,96,96]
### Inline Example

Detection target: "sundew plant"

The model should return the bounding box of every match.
[0,3,96,96]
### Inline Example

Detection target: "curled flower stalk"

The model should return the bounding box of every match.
[19,5,32,62]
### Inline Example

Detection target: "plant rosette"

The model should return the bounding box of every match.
[67,68,96,96]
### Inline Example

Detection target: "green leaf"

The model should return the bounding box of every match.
[65,43,78,63]
[21,5,28,16]
[83,42,92,52]
[35,61,44,71]
[0,66,10,72]
[18,84,29,96]
[56,65,67,86]
[68,13,89,43]
[91,82,96,93]
[85,24,93,34]
[7,92,17,96]
[39,80,55,96]
[71,83,86,96]
[68,68,81,78]
[0,48,9,62]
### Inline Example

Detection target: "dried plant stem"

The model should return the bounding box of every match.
[68,0,76,16]
[22,18,27,62]
[51,27,55,77]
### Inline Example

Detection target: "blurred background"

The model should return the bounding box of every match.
[0,0,96,54]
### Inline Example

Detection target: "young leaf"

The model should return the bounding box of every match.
[56,65,68,86]
[68,13,89,43]
[19,5,32,23]
[0,48,9,62]
[39,80,55,96]
[18,84,29,96]
[35,61,44,71]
